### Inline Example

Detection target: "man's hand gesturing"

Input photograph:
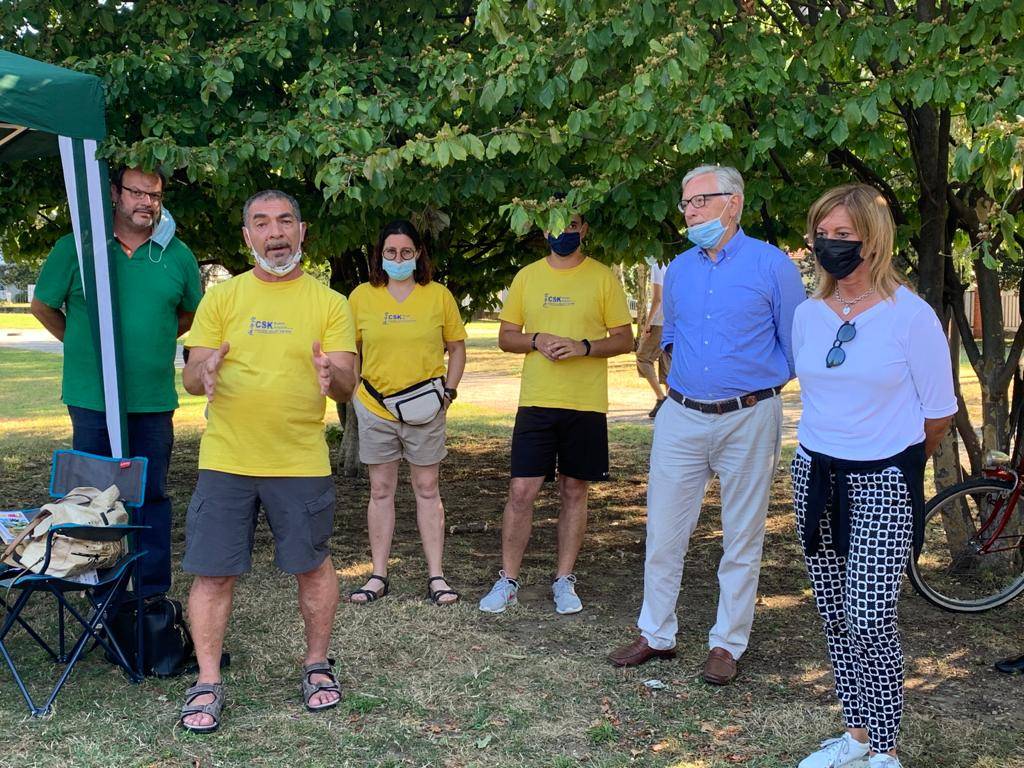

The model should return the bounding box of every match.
[202,341,230,401]
[312,341,333,395]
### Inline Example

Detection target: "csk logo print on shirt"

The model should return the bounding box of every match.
[382,311,415,325]
[543,294,575,307]
[248,317,294,335]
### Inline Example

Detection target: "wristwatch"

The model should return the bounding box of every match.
[444,387,458,401]
[582,339,592,356]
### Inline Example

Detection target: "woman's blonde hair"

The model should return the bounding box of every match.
[806,183,905,300]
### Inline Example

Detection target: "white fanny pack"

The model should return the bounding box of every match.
[362,377,444,425]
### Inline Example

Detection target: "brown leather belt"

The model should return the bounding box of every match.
[668,385,782,415]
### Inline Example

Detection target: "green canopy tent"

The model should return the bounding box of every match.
[0,50,126,456]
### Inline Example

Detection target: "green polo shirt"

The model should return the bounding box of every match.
[34,233,203,413]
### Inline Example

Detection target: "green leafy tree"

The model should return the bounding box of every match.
[2,0,1023,504]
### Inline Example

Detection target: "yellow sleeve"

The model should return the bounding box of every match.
[498,271,525,326]
[185,286,223,349]
[603,271,634,328]
[347,285,363,343]
[324,292,358,353]
[440,285,468,342]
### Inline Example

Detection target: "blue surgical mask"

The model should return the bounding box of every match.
[547,232,581,257]
[383,258,417,281]
[252,246,302,277]
[686,216,727,250]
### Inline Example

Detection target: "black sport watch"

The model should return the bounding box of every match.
[444,387,458,401]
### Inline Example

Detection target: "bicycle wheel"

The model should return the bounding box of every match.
[908,477,1024,612]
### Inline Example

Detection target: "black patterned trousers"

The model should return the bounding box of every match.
[791,450,913,754]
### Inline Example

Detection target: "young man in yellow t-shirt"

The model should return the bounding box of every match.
[479,212,634,615]
[177,190,358,733]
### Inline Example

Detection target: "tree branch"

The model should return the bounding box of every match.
[950,285,982,371]
[997,268,1024,389]
[825,147,908,225]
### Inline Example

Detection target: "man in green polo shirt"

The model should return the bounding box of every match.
[31,166,202,599]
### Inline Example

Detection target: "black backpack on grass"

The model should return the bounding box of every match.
[104,595,197,678]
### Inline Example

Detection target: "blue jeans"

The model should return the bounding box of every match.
[67,406,175,598]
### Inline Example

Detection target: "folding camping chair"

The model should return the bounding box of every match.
[0,450,149,716]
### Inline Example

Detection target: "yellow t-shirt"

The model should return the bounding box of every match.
[499,257,633,413]
[349,281,468,421]
[187,271,357,476]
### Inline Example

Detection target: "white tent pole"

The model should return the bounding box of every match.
[57,136,125,457]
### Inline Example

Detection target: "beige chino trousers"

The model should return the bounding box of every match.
[637,394,782,658]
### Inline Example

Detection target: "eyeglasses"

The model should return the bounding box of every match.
[382,247,418,261]
[826,321,856,368]
[677,192,733,213]
[120,185,163,203]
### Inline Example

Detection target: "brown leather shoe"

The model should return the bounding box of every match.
[607,636,676,667]
[702,647,737,685]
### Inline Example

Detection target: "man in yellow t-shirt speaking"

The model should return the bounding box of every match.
[177,190,357,733]
[479,211,634,616]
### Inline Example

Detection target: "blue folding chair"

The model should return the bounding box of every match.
[0,450,149,716]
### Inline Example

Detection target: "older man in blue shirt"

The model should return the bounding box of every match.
[609,165,806,683]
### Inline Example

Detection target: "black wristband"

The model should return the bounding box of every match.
[582,338,592,356]
[531,332,539,351]
[444,387,458,401]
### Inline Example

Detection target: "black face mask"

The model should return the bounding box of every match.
[814,238,864,280]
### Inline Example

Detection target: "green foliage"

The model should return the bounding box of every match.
[0,258,39,288]
[0,0,1022,313]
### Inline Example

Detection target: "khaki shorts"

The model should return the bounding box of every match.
[353,396,448,466]
[636,325,671,385]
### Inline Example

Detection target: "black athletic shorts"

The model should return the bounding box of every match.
[510,406,609,481]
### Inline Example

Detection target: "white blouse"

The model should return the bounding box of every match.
[793,286,958,460]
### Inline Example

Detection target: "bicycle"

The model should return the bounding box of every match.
[908,446,1024,612]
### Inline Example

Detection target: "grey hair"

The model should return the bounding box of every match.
[242,189,302,225]
[681,165,745,221]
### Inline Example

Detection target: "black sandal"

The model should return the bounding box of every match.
[426,575,460,606]
[349,574,389,604]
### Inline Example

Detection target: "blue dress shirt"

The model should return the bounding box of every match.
[662,229,806,400]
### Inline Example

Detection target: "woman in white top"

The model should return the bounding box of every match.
[791,184,957,768]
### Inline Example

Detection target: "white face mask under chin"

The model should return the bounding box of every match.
[253,246,302,277]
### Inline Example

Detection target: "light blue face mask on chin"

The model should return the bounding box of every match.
[686,216,727,250]
[383,257,417,281]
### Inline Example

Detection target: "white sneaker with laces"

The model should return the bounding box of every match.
[798,733,870,768]
[552,574,583,614]
[867,756,902,768]
[478,570,519,613]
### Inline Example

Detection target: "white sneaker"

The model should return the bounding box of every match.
[478,570,519,613]
[867,756,902,768]
[552,574,583,614]
[798,733,870,768]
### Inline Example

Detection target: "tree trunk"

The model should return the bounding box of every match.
[635,261,650,331]
[903,97,979,559]
[974,260,1012,452]
[933,316,975,556]
[328,248,368,478]
[335,400,363,478]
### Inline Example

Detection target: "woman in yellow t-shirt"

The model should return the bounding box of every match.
[347,220,468,605]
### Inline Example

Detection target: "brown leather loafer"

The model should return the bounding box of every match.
[702,647,737,685]
[607,636,676,667]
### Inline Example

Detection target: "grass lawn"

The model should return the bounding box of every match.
[0,312,43,331]
[0,335,1021,768]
